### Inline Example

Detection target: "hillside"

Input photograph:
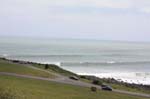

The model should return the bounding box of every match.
[0,58,149,99]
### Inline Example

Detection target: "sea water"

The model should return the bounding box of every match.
[0,37,150,85]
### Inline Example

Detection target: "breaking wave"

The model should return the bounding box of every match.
[60,61,150,66]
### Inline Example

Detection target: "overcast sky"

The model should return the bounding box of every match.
[0,0,150,41]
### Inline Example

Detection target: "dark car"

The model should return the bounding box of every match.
[69,76,79,80]
[101,85,112,91]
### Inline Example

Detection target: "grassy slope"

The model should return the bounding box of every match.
[81,76,150,94]
[0,59,149,98]
[0,60,54,78]
[0,75,148,99]
[110,83,150,94]
[32,63,150,94]
[32,63,77,76]
[28,61,150,94]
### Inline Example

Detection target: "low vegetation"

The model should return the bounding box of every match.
[0,88,17,99]
[0,58,149,99]
[0,59,55,78]
[80,75,150,94]
[31,63,77,76]
[0,75,148,99]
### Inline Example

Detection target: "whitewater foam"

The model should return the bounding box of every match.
[78,72,150,85]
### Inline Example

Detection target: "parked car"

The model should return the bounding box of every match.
[101,84,112,91]
[69,76,79,80]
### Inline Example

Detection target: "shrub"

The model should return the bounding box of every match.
[44,64,49,69]
[80,76,86,79]
[92,80,102,85]
[90,87,97,92]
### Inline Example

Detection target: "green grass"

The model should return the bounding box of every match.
[0,88,17,99]
[110,83,150,94]
[32,63,77,76]
[0,75,148,99]
[0,59,150,99]
[0,60,55,78]
[79,76,150,94]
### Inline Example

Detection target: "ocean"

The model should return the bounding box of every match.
[0,37,150,85]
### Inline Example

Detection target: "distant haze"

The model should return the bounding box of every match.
[0,0,150,41]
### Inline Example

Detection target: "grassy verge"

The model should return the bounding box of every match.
[80,76,150,94]
[31,63,77,76]
[0,59,55,78]
[99,78,150,94]
[0,75,148,99]
[110,83,150,94]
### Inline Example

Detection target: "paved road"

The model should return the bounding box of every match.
[0,72,150,98]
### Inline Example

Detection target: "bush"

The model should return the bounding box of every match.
[80,76,86,79]
[44,64,49,69]
[90,87,97,92]
[92,80,102,85]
